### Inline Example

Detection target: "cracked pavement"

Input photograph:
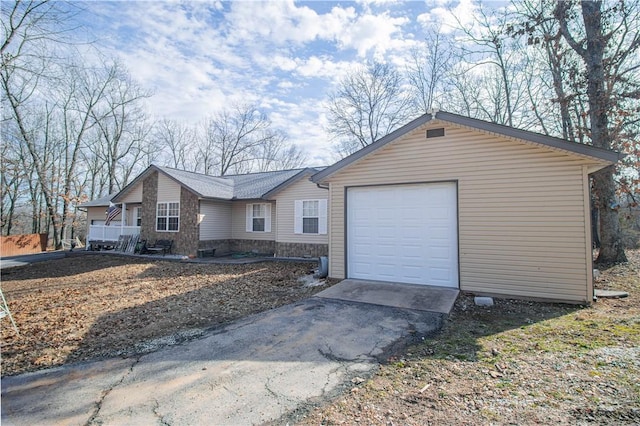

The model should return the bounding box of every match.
[1,296,444,425]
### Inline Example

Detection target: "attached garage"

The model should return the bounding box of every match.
[312,111,621,304]
[347,182,458,288]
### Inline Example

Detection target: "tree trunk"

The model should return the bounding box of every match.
[554,0,627,265]
[593,167,627,265]
[580,2,626,265]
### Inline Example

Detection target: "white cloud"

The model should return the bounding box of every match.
[276,81,297,90]
[79,1,437,165]
[224,1,350,46]
[417,0,479,34]
[336,12,409,58]
[294,56,353,80]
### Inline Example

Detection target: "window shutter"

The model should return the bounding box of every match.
[264,203,272,233]
[246,204,252,232]
[294,200,303,234]
[319,199,328,235]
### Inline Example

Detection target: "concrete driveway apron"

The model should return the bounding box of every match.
[2,283,454,425]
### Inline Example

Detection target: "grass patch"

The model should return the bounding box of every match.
[301,249,640,425]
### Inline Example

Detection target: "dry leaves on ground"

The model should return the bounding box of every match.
[1,254,329,376]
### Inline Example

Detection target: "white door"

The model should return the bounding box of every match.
[347,182,458,287]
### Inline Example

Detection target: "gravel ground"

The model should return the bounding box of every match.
[0,254,330,377]
[298,250,640,425]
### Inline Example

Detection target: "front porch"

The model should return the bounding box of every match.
[86,225,141,250]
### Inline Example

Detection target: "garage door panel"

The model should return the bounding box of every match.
[378,226,397,238]
[375,251,395,260]
[429,246,452,259]
[347,183,458,288]
[428,226,450,239]
[352,261,374,275]
[352,244,373,257]
[430,267,452,282]
[402,265,424,277]
[377,208,396,220]
[354,226,373,238]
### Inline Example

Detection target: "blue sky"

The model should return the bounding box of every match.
[78,0,481,165]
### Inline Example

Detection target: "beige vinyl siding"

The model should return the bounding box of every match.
[231,200,276,241]
[120,184,142,203]
[272,177,328,244]
[86,206,113,224]
[199,200,232,240]
[125,205,141,226]
[326,122,598,303]
[157,174,181,202]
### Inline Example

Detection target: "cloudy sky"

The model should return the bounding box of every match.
[78,0,483,165]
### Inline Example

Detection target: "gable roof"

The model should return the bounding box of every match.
[224,168,309,199]
[262,167,325,199]
[311,110,622,183]
[111,165,314,203]
[159,167,235,199]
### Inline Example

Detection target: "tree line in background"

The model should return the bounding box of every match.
[326,0,639,265]
[1,0,638,264]
[1,1,307,248]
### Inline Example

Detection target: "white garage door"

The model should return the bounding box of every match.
[347,182,458,287]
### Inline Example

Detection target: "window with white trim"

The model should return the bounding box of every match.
[134,207,142,227]
[303,200,319,233]
[246,203,271,232]
[156,202,180,232]
[295,199,327,235]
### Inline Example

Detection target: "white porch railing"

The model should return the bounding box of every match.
[88,225,141,242]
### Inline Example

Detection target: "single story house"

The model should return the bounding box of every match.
[81,110,620,303]
[81,166,328,258]
[310,110,621,304]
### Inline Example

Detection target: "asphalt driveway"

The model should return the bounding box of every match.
[1,285,449,425]
[0,252,67,270]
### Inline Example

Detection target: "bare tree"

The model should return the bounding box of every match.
[1,0,90,245]
[1,1,77,68]
[253,132,307,172]
[89,60,153,193]
[452,5,530,128]
[551,0,639,265]
[201,104,287,176]
[406,24,454,114]
[154,118,195,170]
[0,132,25,235]
[327,62,413,157]
[511,0,585,141]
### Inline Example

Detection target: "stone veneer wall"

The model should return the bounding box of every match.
[176,189,199,256]
[140,172,158,246]
[140,171,199,256]
[198,240,326,258]
[229,239,276,255]
[275,242,328,258]
[198,239,233,256]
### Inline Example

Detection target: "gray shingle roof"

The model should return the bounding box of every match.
[99,165,316,206]
[78,193,118,208]
[225,169,307,199]
[156,166,308,200]
[159,167,235,199]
